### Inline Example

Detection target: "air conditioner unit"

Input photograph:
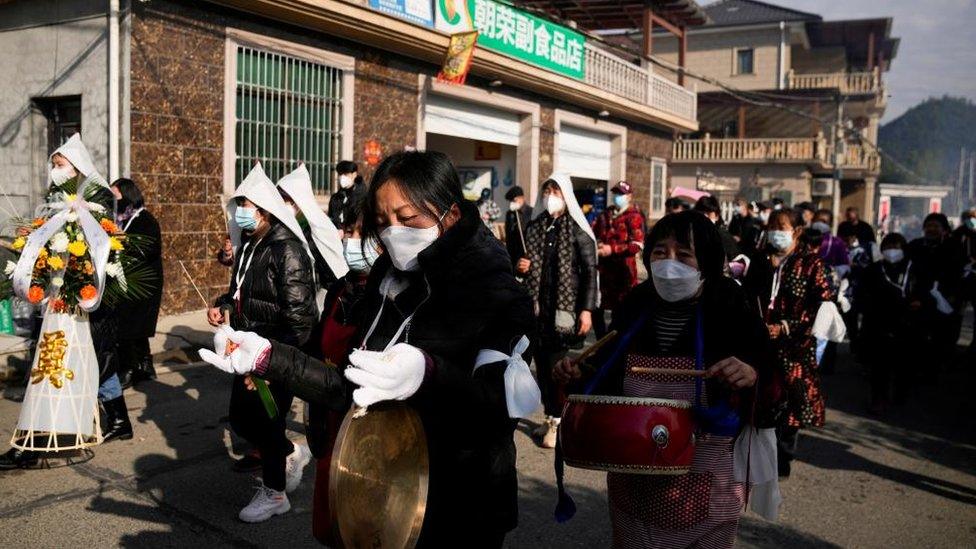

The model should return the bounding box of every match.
[811,179,833,196]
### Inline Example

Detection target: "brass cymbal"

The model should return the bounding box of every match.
[329,403,429,549]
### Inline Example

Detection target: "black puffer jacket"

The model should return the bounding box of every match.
[215,220,317,346]
[259,201,534,544]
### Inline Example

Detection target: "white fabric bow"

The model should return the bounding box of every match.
[473,335,541,419]
[733,426,782,521]
[11,176,111,312]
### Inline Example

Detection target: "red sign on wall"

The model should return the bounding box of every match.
[364,139,382,166]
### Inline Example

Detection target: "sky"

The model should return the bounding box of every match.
[727,0,976,123]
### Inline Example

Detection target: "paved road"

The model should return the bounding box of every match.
[0,336,974,548]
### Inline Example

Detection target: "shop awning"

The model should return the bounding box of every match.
[514,0,708,31]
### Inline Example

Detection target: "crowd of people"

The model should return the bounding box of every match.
[3,138,975,548]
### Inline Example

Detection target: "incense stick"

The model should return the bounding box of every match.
[178,260,210,308]
[576,330,618,363]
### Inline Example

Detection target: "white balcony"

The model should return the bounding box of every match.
[584,44,697,124]
[672,136,880,174]
[672,136,829,165]
[786,67,883,96]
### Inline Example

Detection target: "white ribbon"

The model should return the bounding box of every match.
[812,301,847,343]
[12,176,111,312]
[473,335,541,419]
[733,426,782,521]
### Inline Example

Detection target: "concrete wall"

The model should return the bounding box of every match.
[653,27,784,92]
[792,46,847,74]
[671,163,812,204]
[131,0,677,314]
[0,0,108,225]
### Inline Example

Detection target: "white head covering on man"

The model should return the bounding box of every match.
[49,133,108,188]
[277,164,349,280]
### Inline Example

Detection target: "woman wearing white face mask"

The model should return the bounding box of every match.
[858,232,919,415]
[518,174,599,449]
[743,208,833,478]
[553,211,772,549]
[201,151,535,546]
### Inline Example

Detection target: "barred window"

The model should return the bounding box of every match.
[235,45,344,193]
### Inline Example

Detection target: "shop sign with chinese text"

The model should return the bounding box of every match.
[436,0,585,80]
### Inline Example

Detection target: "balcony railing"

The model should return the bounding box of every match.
[584,44,697,123]
[839,143,881,172]
[786,67,882,95]
[673,136,828,163]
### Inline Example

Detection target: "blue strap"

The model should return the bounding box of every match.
[583,309,652,395]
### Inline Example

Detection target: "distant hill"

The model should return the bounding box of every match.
[878,96,976,185]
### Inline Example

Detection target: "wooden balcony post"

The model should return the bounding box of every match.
[737,105,746,139]
[678,26,687,86]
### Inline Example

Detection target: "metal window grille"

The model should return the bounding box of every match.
[235,45,344,194]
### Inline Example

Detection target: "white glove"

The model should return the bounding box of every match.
[344,343,426,408]
[198,326,271,375]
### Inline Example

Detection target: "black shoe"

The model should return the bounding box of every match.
[118,369,133,390]
[131,359,157,384]
[101,396,134,443]
[233,451,263,473]
[0,447,39,470]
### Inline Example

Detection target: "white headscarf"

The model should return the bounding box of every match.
[226,163,312,265]
[532,172,596,244]
[277,164,349,279]
[50,133,108,188]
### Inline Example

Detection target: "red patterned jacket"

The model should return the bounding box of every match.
[592,205,645,309]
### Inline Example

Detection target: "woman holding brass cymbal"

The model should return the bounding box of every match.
[200,151,536,548]
[554,211,777,549]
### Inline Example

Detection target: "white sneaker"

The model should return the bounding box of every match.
[284,443,312,493]
[239,485,290,523]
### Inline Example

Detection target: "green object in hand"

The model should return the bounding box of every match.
[252,377,278,419]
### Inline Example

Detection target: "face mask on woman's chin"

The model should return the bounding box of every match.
[650,259,703,302]
[380,210,449,272]
[50,166,77,186]
[545,195,565,216]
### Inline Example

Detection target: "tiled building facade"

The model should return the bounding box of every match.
[124,0,679,315]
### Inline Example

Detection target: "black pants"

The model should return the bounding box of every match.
[776,424,799,475]
[117,337,151,375]
[592,308,608,339]
[229,375,295,491]
[532,336,567,418]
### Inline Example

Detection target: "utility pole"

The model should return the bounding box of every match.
[958,147,967,212]
[966,152,976,208]
[831,100,844,232]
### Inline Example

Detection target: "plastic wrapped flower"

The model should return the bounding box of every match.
[79,284,97,302]
[109,236,124,251]
[38,247,48,260]
[67,240,88,257]
[27,285,45,304]
[47,255,65,270]
[11,237,25,251]
[31,217,46,228]
[3,260,15,276]
[50,232,69,253]
[51,276,64,288]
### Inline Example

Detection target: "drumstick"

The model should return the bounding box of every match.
[629,367,707,377]
[576,330,618,363]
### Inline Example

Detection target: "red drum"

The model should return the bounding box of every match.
[560,394,695,475]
